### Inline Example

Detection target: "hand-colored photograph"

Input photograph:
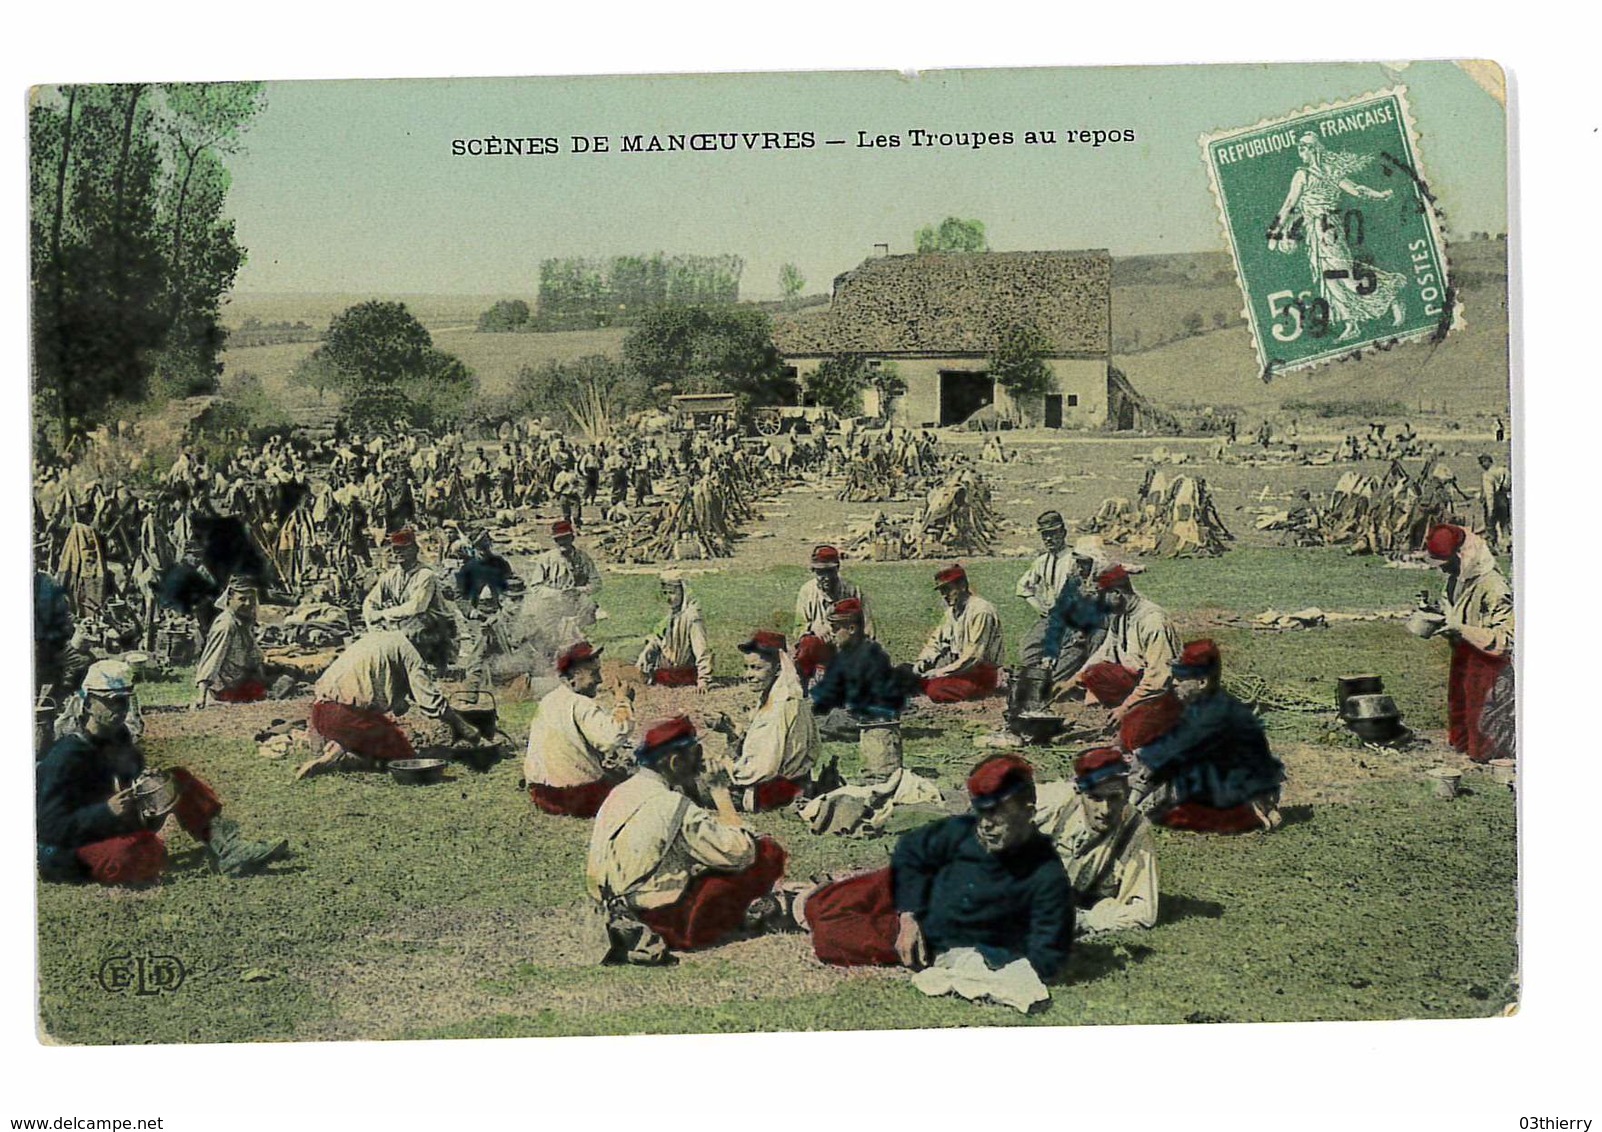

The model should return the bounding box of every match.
[27,61,1515,1044]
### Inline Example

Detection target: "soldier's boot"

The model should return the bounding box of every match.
[205,817,290,877]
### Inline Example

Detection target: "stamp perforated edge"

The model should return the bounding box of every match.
[1199,85,1463,379]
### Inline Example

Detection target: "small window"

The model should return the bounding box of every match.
[1066,394,1080,407]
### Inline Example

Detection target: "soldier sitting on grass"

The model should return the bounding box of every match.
[39,660,287,885]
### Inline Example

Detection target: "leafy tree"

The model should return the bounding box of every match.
[477,298,531,332]
[1182,311,1205,336]
[302,301,476,429]
[915,216,988,254]
[806,356,872,414]
[29,82,263,437]
[779,262,805,306]
[622,305,787,405]
[988,323,1053,423]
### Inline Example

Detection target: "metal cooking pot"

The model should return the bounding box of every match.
[1335,674,1384,713]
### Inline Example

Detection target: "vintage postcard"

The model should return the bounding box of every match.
[28,61,1514,1046]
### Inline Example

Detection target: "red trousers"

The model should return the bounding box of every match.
[1157,802,1265,835]
[1449,641,1510,763]
[310,700,416,762]
[651,667,699,688]
[748,777,805,812]
[794,635,835,686]
[528,780,615,818]
[216,680,268,704]
[922,662,1000,704]
[639,837,788,951]
[806,867,901,967]
[1077,663,1185,751]
[74,767,223,885]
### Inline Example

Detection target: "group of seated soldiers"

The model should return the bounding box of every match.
[36,502,1300,1008]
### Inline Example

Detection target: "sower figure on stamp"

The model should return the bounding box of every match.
[1268,132,1406,343]
[525,642,635,818]
[793,544,874,688]
[586,717,790,965]
[914,564,1004,703]
[636,572,712,692]
[39,660,288,885]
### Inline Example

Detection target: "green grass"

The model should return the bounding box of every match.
[37,553,1513,1044]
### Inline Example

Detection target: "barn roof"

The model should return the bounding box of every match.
[772,250,1111,357]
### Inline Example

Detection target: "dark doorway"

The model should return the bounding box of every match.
[1044,394,1064,429]
[939,370,994,426]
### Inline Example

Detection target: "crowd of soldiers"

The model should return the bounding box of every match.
[33,411,1513,1012]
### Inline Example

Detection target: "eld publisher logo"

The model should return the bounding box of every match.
[97,954,185,996]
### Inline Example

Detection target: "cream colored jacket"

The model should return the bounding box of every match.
[586,769,756,909]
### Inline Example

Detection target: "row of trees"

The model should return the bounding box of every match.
[531,253,745,330]
[29,82,266,440]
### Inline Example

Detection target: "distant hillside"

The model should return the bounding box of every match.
[220,241,1509,419]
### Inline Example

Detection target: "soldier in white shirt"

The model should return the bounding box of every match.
[793,544,874,686]
[1059,566,1183,751]
[361,527,456,673]
[531,520,602,597]
[712,631,819,811]
[1034,748,1159,936]
[914,564,1005,702]
[299,630,481,779]
[525,641,634,817]
[635,573,712,691]
[1016,510,1078,669]
[587,717,789,961]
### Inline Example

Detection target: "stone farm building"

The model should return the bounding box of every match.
[772,250,1114,428]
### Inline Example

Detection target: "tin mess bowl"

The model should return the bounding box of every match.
[1405,609,1447,639]
[388,758,448,786]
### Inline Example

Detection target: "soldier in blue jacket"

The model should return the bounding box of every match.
[1130,639,1286,833]
[38,660,287,884]
[802,754,1075,982]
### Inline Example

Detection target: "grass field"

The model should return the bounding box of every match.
[36,549,1516,1045]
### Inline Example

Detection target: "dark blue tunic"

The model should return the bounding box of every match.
[1136,690,1286,809]
[455,553,517,601]
[892,814,1075,980]
[1041,577,1106,661]
[36,730,145,880]
[808,637,909,719]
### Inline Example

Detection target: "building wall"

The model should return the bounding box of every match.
[789,354,1108,427]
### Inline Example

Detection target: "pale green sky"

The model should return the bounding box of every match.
[223,61,1506,297]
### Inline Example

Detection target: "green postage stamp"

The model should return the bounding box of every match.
[1202,87,1458,376]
